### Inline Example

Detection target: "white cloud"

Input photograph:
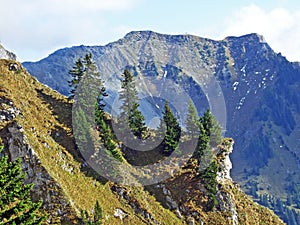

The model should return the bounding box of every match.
[221,4,300,62]
[0,0,142,61]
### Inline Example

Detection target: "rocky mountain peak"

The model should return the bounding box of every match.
[0,44,16,60]
[224,33,266,43]
[0,37,289,224]
[22,30,300,224]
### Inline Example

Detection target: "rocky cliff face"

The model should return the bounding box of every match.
[0,97,77,224]
[0,56,285,224]
[22,31,300,212]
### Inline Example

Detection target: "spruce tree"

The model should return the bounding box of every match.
[194,123,210,160]
[162,101,181,155]
[119,69,147,139]
[68,58,85,99]
[199,109,222,147]
[185,99,199,136]
[0,146,46,224]
[92,65,123,162]
[199,160,219,210]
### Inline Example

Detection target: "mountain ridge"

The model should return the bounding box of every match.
[0,40,287,224]
[22,30,300,224]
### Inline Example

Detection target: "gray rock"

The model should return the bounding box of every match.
[0,117,77,222]
[114,208,128,220]
[175,208,183,219]
[0,44,16,60]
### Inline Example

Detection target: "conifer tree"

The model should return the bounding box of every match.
[83,52,93,67]
[192,110,223,210]
[68,58,85,99]
[0,146,46,224]
[199,160,219,210]
[162,101,181,155]
[119,69,147,139]
[185,100,199,136]
[81,200,102,225]
[91,59,123,162]
[194,123,209,159]
[199,109,222,147]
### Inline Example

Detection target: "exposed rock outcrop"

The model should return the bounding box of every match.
[0,44,16,60]
[111,185,161,224]
[215,139,238,225]
[22,31,300,211]
[0,97,77,224]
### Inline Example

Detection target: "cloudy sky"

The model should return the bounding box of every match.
[1,0,300,62]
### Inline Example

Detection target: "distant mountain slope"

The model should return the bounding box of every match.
[0,50,285,224]
[22,31,300,222]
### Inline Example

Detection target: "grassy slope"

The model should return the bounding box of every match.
[0,59,285,224]
[0,59,182,224]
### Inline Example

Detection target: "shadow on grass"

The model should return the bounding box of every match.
[36,88,108,184]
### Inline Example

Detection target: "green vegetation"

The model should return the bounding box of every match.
[95,97,124,162]
[81,200,103,225]
[118,69,147,139]
[68,58,85,99]
[162,101,181,155]
[199,109,222,148]
[0,59,185,224]
[195,109,223,210]
[199,160,219,210]
[185,100,199,136]
[0,145,46,224]
[258,193,300,225]
[0,58,287,224]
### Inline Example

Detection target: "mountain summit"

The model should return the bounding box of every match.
[0,53,285,223]
[22,31,300,223]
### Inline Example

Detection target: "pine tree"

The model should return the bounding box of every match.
[92,68,123,162]
[200,109,222,147]
[192,109,223,210]
[119,69,147,139]
[199,160,219,210]
[94,77,108,126]
[96,116,123,162]
[194,122,212,171]
[185,100,199,136]
[73,107,95,158]
[68,58,85,99]
[162,101,181,155]
[0,145,46,224]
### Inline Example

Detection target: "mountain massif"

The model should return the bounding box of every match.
[0,38,287,224]
[23,30,300,214]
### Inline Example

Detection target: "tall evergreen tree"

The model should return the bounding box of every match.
[194,123,210,162]
[162,101,181,155]
[68,58,85,99]
[185,100,199,136]
[0,145,46,224]
[199,109,222,147]
[83,52,93,67]
[199,160,219,210]
[119,69,147,139]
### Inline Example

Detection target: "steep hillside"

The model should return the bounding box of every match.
[0,56,285,223]
[22,31,300,211]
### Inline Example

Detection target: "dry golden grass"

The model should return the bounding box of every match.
[0,59,285,225]
[0,59,183,224]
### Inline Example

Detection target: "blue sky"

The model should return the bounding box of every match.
[1,0,300,62]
